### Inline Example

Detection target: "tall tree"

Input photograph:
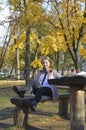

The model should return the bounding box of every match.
[43,0,86,72]
[8,0,49,83]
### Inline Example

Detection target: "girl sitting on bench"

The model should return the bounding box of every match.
[13,56,62,111]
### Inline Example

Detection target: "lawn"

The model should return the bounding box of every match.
[0,80,85,130]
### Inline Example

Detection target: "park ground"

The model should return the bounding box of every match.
[0,80,86,130]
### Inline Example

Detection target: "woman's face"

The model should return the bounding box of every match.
[42,59,51,70]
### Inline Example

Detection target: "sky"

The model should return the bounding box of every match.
[0,0,10,46]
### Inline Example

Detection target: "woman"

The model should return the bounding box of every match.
[13,56,62,111]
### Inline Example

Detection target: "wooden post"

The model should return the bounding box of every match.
[14,106,29,128]
[58,95,69,118]
[70,86,85,130]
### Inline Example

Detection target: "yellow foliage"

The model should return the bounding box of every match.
[13,42,24,50]
[30,31,42,53]
[38,32,67,55]
[19,33,26,42]
[30,32,41,45]
[80,46,86,59]
[30,59,42,69]
[82,33,86,43]
[12,32,26,50]
[24,1,46,25]
[52,44,58,52]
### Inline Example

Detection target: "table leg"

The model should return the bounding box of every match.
[70,86,85,130]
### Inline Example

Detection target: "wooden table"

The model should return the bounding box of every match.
[48,75,86,130]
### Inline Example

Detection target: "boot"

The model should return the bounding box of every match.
[13,86,26,98]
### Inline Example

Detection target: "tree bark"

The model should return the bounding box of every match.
[16,47,20,80]
[25,28,30,84]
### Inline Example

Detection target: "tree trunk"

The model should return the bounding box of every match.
[74,54,81,73]
[0,33,11,69]
[25,28,30,84]
[16,47,20,80]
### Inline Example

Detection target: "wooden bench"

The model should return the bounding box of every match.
[10,93,69,128]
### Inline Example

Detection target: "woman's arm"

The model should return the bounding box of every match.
[53,70,62,78]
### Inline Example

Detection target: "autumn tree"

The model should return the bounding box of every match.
[42,0,86,72]
[8,0,51,82]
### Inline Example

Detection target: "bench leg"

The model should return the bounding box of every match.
[14,106,29,128]
[58,98,69,118]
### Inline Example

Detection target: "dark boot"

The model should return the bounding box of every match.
[13,86,26,98]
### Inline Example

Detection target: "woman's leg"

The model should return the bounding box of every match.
[32,87,52,104]
[24,87,52,112]
[32,85,39,95]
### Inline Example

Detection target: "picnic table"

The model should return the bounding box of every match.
[48,75,86,130]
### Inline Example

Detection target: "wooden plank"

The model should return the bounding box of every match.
[48,75,86,86]
[10,94,70,106]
